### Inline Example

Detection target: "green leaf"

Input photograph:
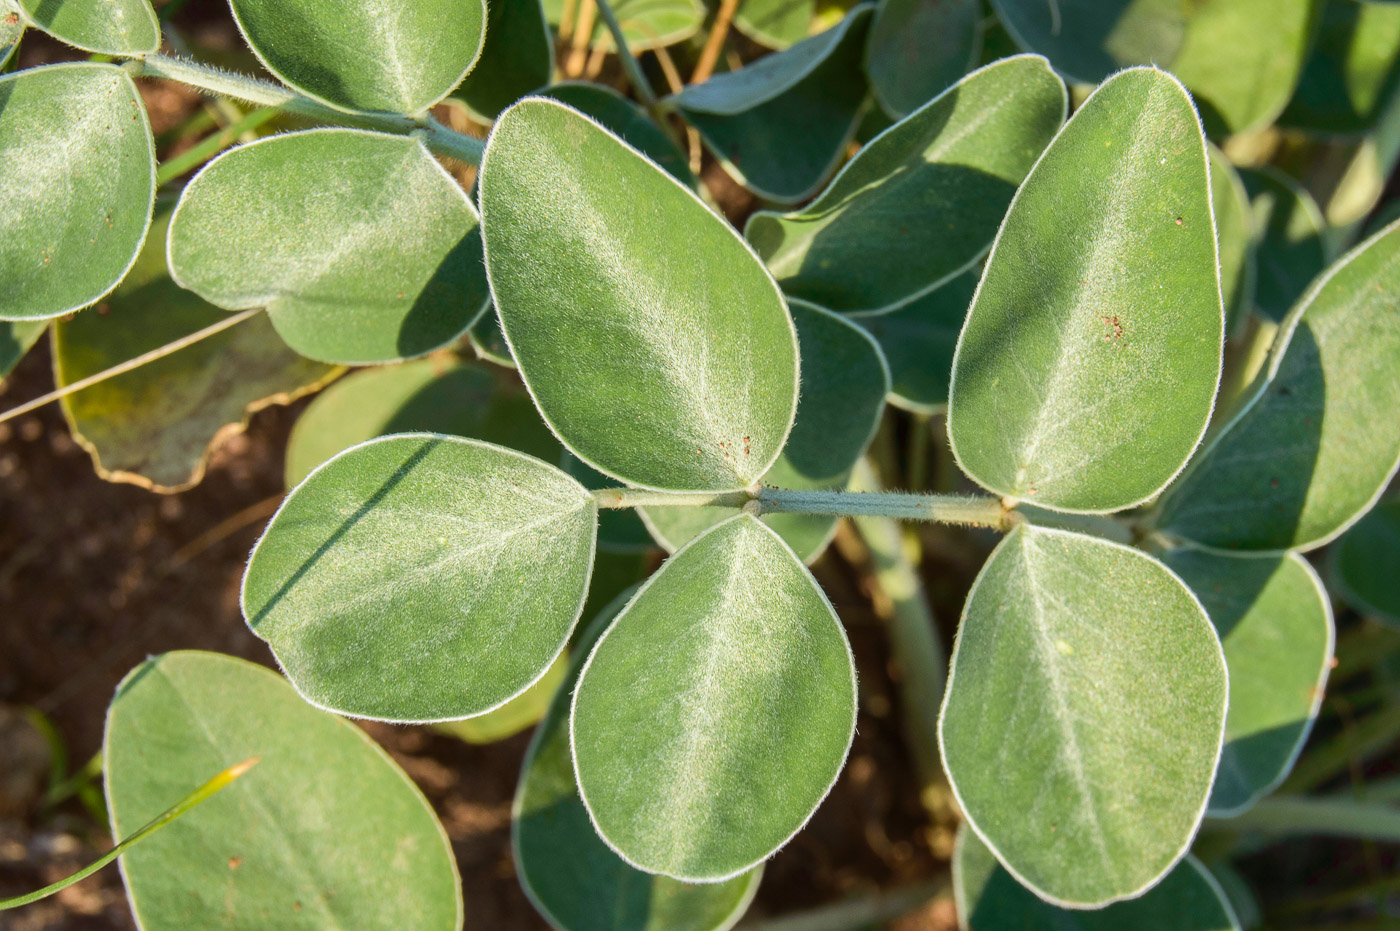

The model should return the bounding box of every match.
[0,64,155,322]
[939,525,1227,907]
[849,269,978,414]
[228,0,486,114]
[1,3,23,68]
[947,67,1222,514]
[639,300,890,561]
[242,434,597,722]
[541,0,704,50]
[515,588,763,931]
[1209,145,1256,337]
[745,55,1064,313]
[53,208,336,492]
[105,651,460,929]
[16,0,157,54]
[1157,219,1400,552]
[1163,549,1334,815]
[436,649,569,744]
[561,453,659,553]
[864,0,982,118]
[1239,167,1328,324]
[0,320,44,380]
[468,305,515,368]
[282,358,560,487]
[733,0,814,49]
[990,0,1318,134]
[453,0,553,121]
[480,98,798,491]
[1281,0,1400,136]
[668,7,875,203]
[541,82,697,186]
[169,129,488,365]
[953,827,1238,931]
[572,514,857,880]
[1332,497,1400,627]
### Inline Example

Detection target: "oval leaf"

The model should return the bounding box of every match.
[229,0,486,114]
[242,434,597,722]
[541,82,696,186]
[17,0,157,54]
[105,651,461,929]
[1164,548,1333,815]
[516,588,763,931]
[947,67,1221,514]
[453,0,553,121]
[480,98,798,491]
[1332,497,1400,628]
[954,827,1238,931]
[1157,219,1400,552]
[572,514,857,880]
[169,129,488,365]
[1209,146,1256,336]
[1281,0,1400,136]
[1,63,155,321]
[640,300,890,561]
[733,0,814,49]
[939,524,1227,907]
[865,0,982,118]
[436,650,569,744]
[541,0,704,51]
[745,54,1065,313]
[1240,166,1327,324]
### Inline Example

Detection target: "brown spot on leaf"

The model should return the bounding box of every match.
[228,856,242,870]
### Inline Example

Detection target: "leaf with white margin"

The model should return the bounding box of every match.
[1,2,23,67]
[1164,548,1334,815]
[1209,145,1255,336]
[16,0,156,54]
[169,129,488,365]
[480,98,798,491]
[572,513,857,881]
[1157,219,1400,552]
[1331,497,1400,628]
[228,0,486,114]
[939,524,1227,907]
[640,300,890,562]
[1,64,155,321]
[105,651,461,930]
[745,54,1065,313]
[540,0,705,52]
[242,434,597,723]
[953,826,1238,931]
[515,587,763,931]
[948,67,1221,514]
[732,0,815,49]
[865,0,983,119]
[453,0,553,121]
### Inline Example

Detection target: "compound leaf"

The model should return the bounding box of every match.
[947,67,1221,514]
[515,588,762,931]
[640,301,889,561]
[105,651,460,930]
[228,0,486,114]
[1158,219,1400,552]
[954,827,1238,931]
[745,54,1065,313]
[939,525,1227,907]
[169,129,488,365]
[16,0,156,54]
[572,514,857,881]
[865,0,982,118]
[480,98,797,491]
[55,208,337,493]
[1331,497,1400,627]
[1,63,155,321]
[1164,549,1333,815]
[1240,167,1328,324]
[243,434,597,722]
[453,0,553,121]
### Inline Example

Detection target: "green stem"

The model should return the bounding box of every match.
[592,488,751,509]
[126,54,486,165]
[156,106,279,184]
[758,486,1009,528]
[0,757,258,910]
[1006,504,1138,546]
[1215,795,1400,843]
[591,0,659,108]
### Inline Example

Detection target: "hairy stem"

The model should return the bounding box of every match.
[759,486,1011,528]
[592,0,659,107]
[592,488,753,509]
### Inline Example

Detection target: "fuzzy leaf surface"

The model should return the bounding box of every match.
[1209,145,1255,335]
[745,55,1064,313]
[1332,497,1400,627]
[947,68,1221,513]
[1,3,23,66]
[865,0,982,118]
[480,98,797,491]
[939,525,1227,906]
[243,434,596,722]
[16,0,156,54]
[541,82,696,186]
[0,64,154,321]
[572,514,857,880]
[105,651,460,930]
[169,129,488,365]
[453,0,552,121]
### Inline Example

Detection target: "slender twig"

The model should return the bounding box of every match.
[565,0,597,77]
[592,0,658,106]
[691,0,742,85]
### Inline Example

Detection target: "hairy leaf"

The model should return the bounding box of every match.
[468,305,515,368]
[0,64,154,321]
[243,434,596,722]
[541,0,704,51]
[16,0,156,54]
[480,98,797,491]
[1240,167,1327,323]
[453,0,553,121]
[865,0,982,118]
[1209,146,1256,336]
[1281,0,1400,136]
[436,650,569,744]
[640,301,889,561]
[954,827,1238,930]
[105,651,460,929]
[561,453,657,554]
[1158,220,1400,552]
[169,129,488,365]
[746,55,1064,313]
[572,514,857,880]
[516,589,762,931]
[1,3,22,67]
[948,68,1221,514]
[229,0,486,114]
[541,82,696,186]
[1165,549,1333,815]
[939,525,1226,906]
[1332,497,1400,628]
